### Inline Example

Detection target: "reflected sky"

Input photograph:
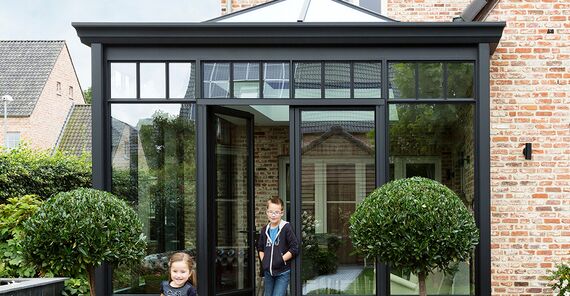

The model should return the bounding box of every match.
[111,104,184,127]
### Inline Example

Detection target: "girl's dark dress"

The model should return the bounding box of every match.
[160,281,196,296]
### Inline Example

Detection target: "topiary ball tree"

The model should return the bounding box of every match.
[22,188,147,296]
[349,177,479,296]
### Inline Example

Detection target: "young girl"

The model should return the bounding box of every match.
[160,252,197,296]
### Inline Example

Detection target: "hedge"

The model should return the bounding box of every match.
[0,146,91,203]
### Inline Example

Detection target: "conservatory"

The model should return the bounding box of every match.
[74,1,503,295]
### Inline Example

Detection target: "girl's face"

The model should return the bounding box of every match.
[170,260,191,288]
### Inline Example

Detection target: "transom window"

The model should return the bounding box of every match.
[110,62,196,99]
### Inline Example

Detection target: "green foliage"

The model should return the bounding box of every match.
[389,104,473,155]
[549,263,570,296]
[83,87,92,104]
[21,188,147,282]
[0,145,91,203]
[0,195,42,277]
[313,249,338,275]
[62,277,90,296]
[349,177,479,277]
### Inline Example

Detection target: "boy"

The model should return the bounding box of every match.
[257,197,299,296]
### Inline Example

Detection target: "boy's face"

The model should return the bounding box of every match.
[266,202,284,225]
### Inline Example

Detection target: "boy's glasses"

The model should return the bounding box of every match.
[266,210,283,216]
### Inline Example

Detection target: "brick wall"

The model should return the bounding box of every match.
[484,1,570,295]
[28,43,85,149]
[386,0,469,22]
[220,0,270,15]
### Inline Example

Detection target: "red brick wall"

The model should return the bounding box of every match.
[386,0,470,22]
[220,0,270,15]
[485,1,570,295]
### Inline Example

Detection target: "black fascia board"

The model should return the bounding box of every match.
[73,22,505,52]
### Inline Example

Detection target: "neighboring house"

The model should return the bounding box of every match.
[0,40,85,150]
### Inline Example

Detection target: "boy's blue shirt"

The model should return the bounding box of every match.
[268,226,279,242]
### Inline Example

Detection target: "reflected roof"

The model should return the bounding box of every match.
[209,0,395,23]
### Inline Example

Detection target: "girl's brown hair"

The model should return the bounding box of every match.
[168,252,197,287]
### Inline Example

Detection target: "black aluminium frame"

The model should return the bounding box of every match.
[77,21,502,296]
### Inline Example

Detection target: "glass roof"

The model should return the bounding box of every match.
[211,0,394,23]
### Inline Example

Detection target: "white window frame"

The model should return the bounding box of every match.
[279,156,374,233]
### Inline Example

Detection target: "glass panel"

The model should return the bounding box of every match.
[203,62,230,98]
[111,63,136,98]
[448,62,474,98]
[301,110,375,295]
[213,113,251,292]
[389,62,416,99]
[389,103,476,295]
[354,62,381,98]
[140,63,166,99]
[418,63,443,99]
[169,63,195,99]
[111,103,197,294]
[294,62,321,98]
[234,63,260,98]
[263,62,290,98]
[324,62,350,98]
[326,164,355,201]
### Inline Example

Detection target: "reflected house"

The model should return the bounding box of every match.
[73,0,505,295]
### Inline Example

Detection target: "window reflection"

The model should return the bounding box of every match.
[204,63,230,98]
[448,63,474,98]
[300,110,376,295]
[140,63,166,99]
[234,63,260,98]
[111,63,136,98]
[111,103,196,294]
[263,62,289,98]
[418,63,443,98]
[324,63,350,98]
[354,63,381,98]
[389,103,475,295]
[169,63,195,99]
[294,63,322,98]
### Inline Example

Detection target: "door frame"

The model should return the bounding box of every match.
[207,105,256,296]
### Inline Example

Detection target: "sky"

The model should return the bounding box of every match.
[0,0,221,91]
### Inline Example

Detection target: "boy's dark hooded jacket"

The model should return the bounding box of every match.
[257,220,299,276]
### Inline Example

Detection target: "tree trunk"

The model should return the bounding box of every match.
[87,265,97,296]
[418,271,427,296]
